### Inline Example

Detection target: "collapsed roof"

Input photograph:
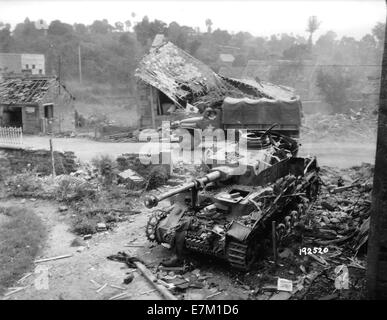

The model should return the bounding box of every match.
[135,41,298,109]
[0,75,73,105]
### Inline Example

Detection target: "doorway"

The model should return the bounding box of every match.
[2,106,22,127]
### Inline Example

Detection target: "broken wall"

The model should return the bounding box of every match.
[41,84,75,133]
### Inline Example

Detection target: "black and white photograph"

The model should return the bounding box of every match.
[0,0,386,305]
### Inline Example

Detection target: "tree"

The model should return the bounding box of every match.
[114,22,124,32]
[306,16,321,46]
[134,16,166,46]
[372,22,385,44]
[367,4,387,299]
[283,43,310,60]
[205,18,213,33]
[316,67,353,113]
[167,22,186,48]
[48,20,73,36]
[359,34,378,64]
[74,23,87,34]
[188,39,201,56]
[89,19,113,34]
[0,22,12,51]
[124,20,131,32]
[212,29,231,45]
[13,18,39,38]
[315,31,337,61]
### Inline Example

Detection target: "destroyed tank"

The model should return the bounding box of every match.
[144,131,319,270]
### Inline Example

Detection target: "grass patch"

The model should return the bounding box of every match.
[0,206,46,294]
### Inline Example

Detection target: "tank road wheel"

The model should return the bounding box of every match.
[226,240,258,271]
[145,210,168,244]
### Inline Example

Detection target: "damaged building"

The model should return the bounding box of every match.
[135,36,299,129]
[0,74,75,134]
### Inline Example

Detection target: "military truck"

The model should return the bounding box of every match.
[172,95,302,149]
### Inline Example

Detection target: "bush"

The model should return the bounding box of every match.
[55,176,96,202]
[316,68,353,114]
[6,172,44,197]
[72,215,100,235]
[145,165,169,190]
[91,154,116,185]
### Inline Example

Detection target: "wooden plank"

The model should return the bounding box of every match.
[134,261,177,300]
[34,254,72,263]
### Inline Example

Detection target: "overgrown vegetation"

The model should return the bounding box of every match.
[55,176,97,202]
[316,68,354,113]
[145,165,169,191]
[0,206,46,294]
[91,155,116,185]
[6,172,44,197]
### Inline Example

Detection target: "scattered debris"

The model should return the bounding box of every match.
[118,169,145,185]
[17,273,32,283]
[96,223,107,232]
[108,292,130,300]
[334,265,349,290]
[107,252,177,300]
[34,254,73,264]
[83,234,92,240]
[90,279,101,287]
[206,291,222,299]
[110,284,126,290]
[96,283,108,293]
[4,286,27,297]
[269,291,292,300]
[277,278,293,292]
[123,274,134,284]
[58,205,68,212]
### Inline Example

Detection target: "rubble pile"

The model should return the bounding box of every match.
[0,147,77,176]
[307,163,373,248]
[301,109,377,142]
[254,162,373,300]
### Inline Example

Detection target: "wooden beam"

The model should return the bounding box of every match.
[149,86,156,129]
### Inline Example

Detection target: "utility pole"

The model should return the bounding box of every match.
[366,0,387,299]
[78,44,82,84]
[58,55,61,95]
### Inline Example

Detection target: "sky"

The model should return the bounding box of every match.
[0,0,385,40]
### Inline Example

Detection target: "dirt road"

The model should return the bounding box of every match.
[23,136,376,168]
[1,199,162,300]
[1,198,253,300]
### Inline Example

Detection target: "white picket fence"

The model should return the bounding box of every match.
[0,127,23,147]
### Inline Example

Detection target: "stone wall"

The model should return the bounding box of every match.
[0,146,77,179]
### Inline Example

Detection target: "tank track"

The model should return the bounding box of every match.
[226,241,255,271]
[145,209,169,244]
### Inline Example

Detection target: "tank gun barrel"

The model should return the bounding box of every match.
[144,170,222,208]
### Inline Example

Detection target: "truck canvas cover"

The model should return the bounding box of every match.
[221,96,302,126]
